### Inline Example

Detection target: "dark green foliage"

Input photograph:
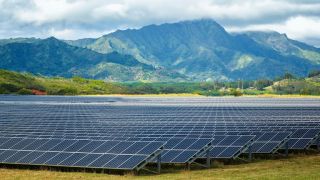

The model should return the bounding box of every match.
[308,70,320,77]
[283,72,295,80]
[17,88,33,95]
[0,37,175,81]
[1,69,320,96]
[1,19,320,81]
[229,88,243,96]
[254,79,273,90]
[77,19,320,80]
[0,83,20,93]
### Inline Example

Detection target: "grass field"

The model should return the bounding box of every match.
[0,154,319,180]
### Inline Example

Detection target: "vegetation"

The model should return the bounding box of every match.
[1,69,320,96]
[2,20,320,82]
[0,154,319,180]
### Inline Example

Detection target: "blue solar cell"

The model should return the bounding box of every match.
[59,153,87,166]
[137,142,162,155]
[78,141,104,153]
[36,139,63,151]
[218,146,242,158]
[23,139,49,150]
[108,142,134,154]
[104,155,132,168]
[188,139,211,150]
[72,154,102,167]
[64,140,91,152]
[291,129,308,138]
[50,140,77,152]
[44,152,72,165]
[270,133,289,141]
[218,136,239,146]
[0,138,9,146]
[161,150,181,162]
[171,150,197,163]
[302,129,319,138]
[209,147,226,157]
[88,154,116,168]
[31,152,59,164]
[0,138,22,149]
[16,151,45,164]
[4,151,30,163]
[251,143,265,152]
[256,133,275,141]
[256,142,279,153]
[165,139,181,149]
[0,150,18,162]
[174,139,196,149]
[92,141,119,153]
[10,139,36,150]
[290,139,311,149]
[232,136,252,146]
[118,155,146,169]
[122,142,149,154]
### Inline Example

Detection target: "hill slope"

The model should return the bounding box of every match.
[0,37,185,81]
[1,19,320,81]
[71,19,320,80]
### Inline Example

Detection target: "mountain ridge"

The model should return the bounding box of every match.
[1,19,320,81]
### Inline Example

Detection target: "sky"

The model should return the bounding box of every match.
[0,0,320,47]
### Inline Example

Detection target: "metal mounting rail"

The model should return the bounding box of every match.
[186,142,213,170]
[135,146,164,174]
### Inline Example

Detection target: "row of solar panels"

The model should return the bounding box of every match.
[0,132,318,171]
[2,128,318,150]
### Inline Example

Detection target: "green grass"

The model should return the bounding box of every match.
[1,69,320,96]
[0,154,319,180]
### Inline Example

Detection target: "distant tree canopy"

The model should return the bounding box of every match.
[254,79,273,90]
[308,70,320,78]
[283,72,295,80]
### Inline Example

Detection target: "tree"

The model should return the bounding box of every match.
[283,72,295,80]
[308,70,320,78]
[254,79,273,90]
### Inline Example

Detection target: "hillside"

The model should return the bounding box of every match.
[70,19,320,80]
[1,19,320,81]
[1,69,320,96]
[0,37,185,81]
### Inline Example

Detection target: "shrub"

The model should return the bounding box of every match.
[0,83,20,93]
[230,88,243,96]
[17,88,33,95]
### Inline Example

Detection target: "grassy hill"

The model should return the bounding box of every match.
[1,69,320,96]
[0,69,127,95]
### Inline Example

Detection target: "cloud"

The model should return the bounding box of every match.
[227,16,320,47]
[0,0,319,46]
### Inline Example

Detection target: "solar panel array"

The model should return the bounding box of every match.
[0,96,320,172]
[0,137,164,170]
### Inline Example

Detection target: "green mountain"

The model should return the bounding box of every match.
[0,37,185,81]
[71,19,319,80]
[1,19,320,81]
[244,31,320,64]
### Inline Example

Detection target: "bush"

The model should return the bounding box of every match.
[17,88,33,95]
[230,88,243,96]
[0,83,20,93]
[308,70,320,77]
[56,87,78,95]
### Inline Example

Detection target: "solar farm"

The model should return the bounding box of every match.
[0,95,319,175]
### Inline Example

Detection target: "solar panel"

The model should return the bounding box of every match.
[0,95,320,172]
[0,137,165,170]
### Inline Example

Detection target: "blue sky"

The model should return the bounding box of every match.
[0,0,320,46]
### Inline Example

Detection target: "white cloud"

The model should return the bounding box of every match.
[227,16,320,46]
[0,0,319,46]
[48,28,113,40]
